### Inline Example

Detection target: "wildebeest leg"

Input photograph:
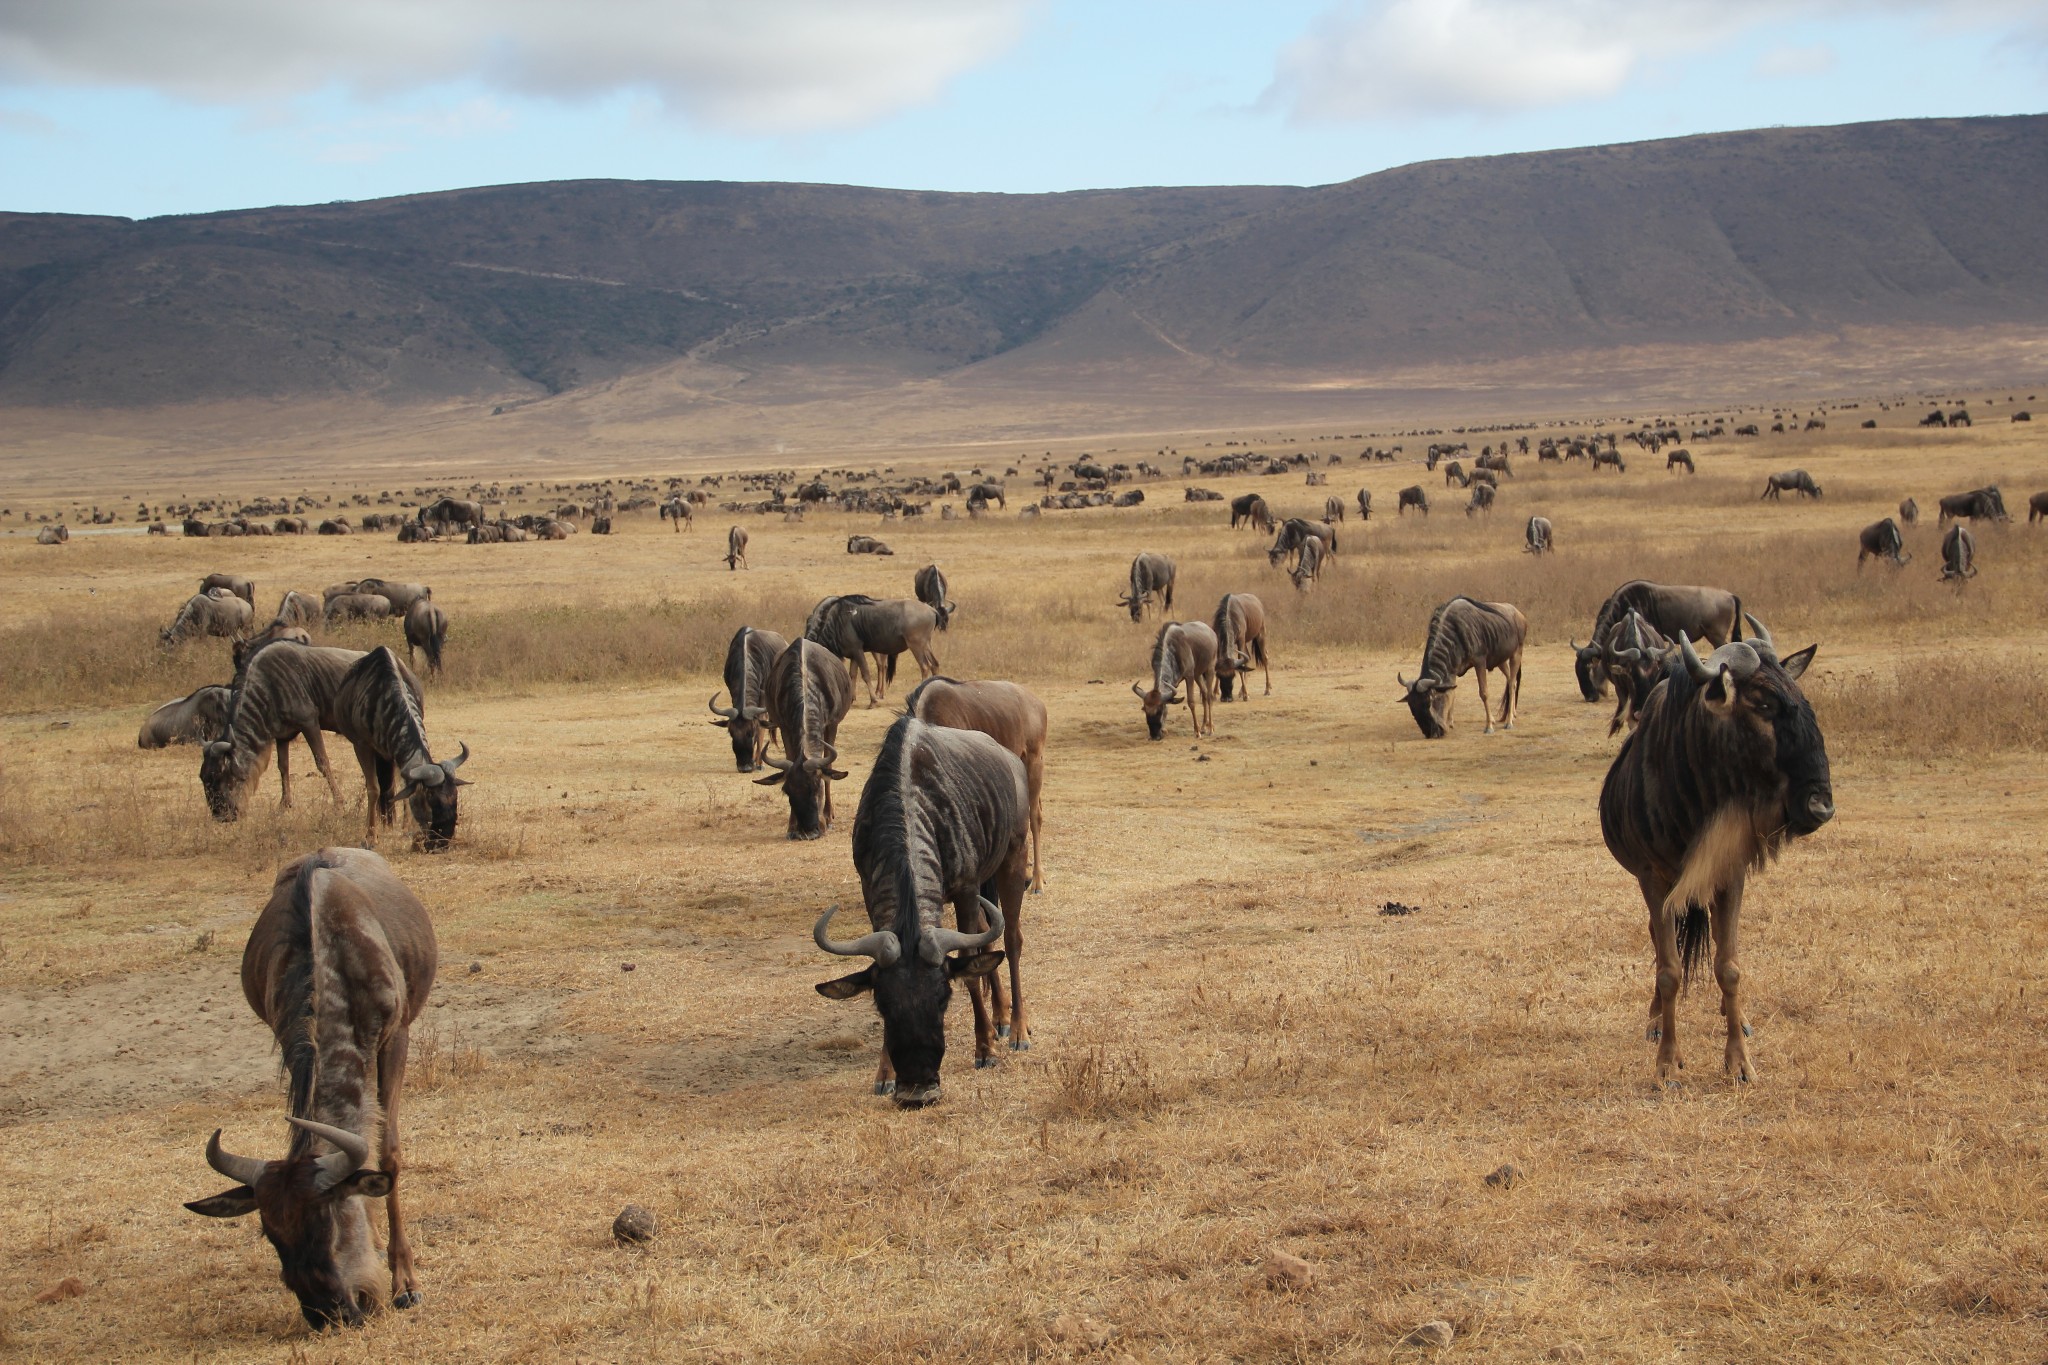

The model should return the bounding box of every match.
[873,1052,895,1096]
[274,738,294,808]
[1260,644,1271,697]
[303,726,345,803]
[1501,650,1522,729]
[1200,676,1215,736]
[1640,876,1684,1086]
[1183,687,1201,738]
[853,652,878,707]
[917,641,939,680]
[959,895,998,1068]
[1475,663,1495,734]
[999,846,1030,1050]
[1025,759,1046,894]
[349,742,382,846]
[377,1026,422,1307]
[1712,879,1757,1083]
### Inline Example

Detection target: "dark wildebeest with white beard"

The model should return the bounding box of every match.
[914,563,956,630]
[1666,448,1695,474]
[201,573,256,607]
[417,496,482,528]
[1597,610,1674,736]
[1937,486,2008,525]
[1525,515,1553,554]
[200,643,367,819]
[403,600,448,676]
[1230,493,1274,532]
[332,647,467,851]
[186,848,436,1328]
[1398,598,1526,737]
[1856,517,1910,570]
[1940,524,1977,581]
[709,625,788,772]
[805,594,941,706]
[1211,592,1271,701]
[1133,620,1217,740]
[1761,469,1823,500]
[138,684,232,749]
[1398,485,1429,516]
[812,716,1028,1105]
[1573,581,1741,702]
[162,589,254,649]
[756,639,854,840]
[1119,552,1176,621]
[724,525,749,570]
[1600,617,1830,1086]
[905,676,1048,894]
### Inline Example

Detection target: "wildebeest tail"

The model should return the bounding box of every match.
[1730,596,1743,643]
[885,652,898,684]
[1676,902,1710,986]
[423,622,444,674]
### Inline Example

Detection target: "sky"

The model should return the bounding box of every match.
[1,0,2044,220]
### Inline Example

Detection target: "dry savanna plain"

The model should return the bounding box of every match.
[2,396,2047,1363]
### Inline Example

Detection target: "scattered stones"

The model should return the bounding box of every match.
[36,1277,85,1304]
[1380,901,1421,916]
[1484,1163,1524,1190]
[467,961,483,974]
[1263,1248,1315,1290]
[620,962,636,972]
[1404,1320,1455,1349]
[1045,1313,1115,1349]
[612,1204,658,1245]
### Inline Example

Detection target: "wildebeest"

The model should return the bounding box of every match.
[403,600,448,676]
[805,595,942,707]
[1355,488,1372,520]
[724,525,749,570]
[1761,470,1822,500]
[275,590,322,630]
[232,622,313,675]
[36,524,69,544]
[1525,515,1553,554]
[1898,497,1919,525]
[1940,524,1977,581]
[1573,582,1741,702]
[1444,460,1468,488]
[417,496,482,527]
[1133,620,1217,740]
[1599,617,1830,1085]
[138,684,232,749]
[661,495,693,530]
[332,647,466,851]
[1398,598,1527,738]
[161,589,254,649]
[757,639,854,840]
[847,535,894,556]
[1466,483,1496,516]
[1289,533,1325,591]
[318,519,353,535]
[1119,551,1177,621]
[201,573,256,607]
[1324,494,1346,523]
[201,643,365,819]
[1937,486,2008,525]
[1398,485,1429,516]
[185,847,436,1327]
[2031,491,2048,525]
[905,676,1048,893]
[1666,448,1695,473]
[709,625,788,772]
[1476,452,1513,478]
[326,593,393,625]
[1856,517,1910,570]
[914,563,955,630]
[355,579,431,614]
[1230,493,1275,532]
[1267,518,1336,568]
[1211,593,1270,701]
[275,516,309,534]
[1592,449,1628,473]
[1598,610,1673,736]
[590,515,613,535]
[812,716,1026,1105]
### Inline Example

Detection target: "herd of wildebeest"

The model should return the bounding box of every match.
[52,422,2032,1331]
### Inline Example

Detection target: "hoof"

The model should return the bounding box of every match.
[392,1291,420,1310]
[1741,1022,1753,1038]
[1030,886,1043,896]
[874,1079,896,1096]
[1011,1037,1031,1052]
[995,1024,1010,1039]
[975,1055,998,1069]
[1645,1025,1662,1042]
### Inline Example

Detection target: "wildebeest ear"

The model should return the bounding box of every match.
[184,1187,258,1218]
[816,969,874,999]
[330,1170,392,1200]
[709,719,731,728]
[948,951,1005,980]
[824,768,849,781]
[753,772,786,787]
[1779,644,1817,680]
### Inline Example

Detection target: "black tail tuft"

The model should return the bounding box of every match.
[1677,904,1711,986]
[1731,596,1744,643]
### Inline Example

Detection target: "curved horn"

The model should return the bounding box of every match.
[443,741,470,773]
[1396,671,1410,688]
[763,755,794,772]
[919,897,1005,965]
[287,1117,368,1190]
[1677,632,1714,682]
[708,691,740,720]
[806,741,840,774]
[740,705,766,721]
[813,904,901,965]
[415,764,447,788]
[1742,613,1775,658]
[1131,681,1147,699]
[204,1128,269,1188]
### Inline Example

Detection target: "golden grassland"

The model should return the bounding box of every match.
[2,410,2047,1362]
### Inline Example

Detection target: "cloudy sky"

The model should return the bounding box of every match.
[1,0,2043,218]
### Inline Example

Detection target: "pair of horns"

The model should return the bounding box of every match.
[206,1117,366,1192]
[1396,671,1451,694]
[708,691,766,722]
[814,898,1005,967]
[763,740,839,775]
[398,742,470,798]
[1678,615,1776,684]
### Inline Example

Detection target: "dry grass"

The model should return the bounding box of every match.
[2,405,2047,1362]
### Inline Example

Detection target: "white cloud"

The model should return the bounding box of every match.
[1755,43,1838,78]
[0,0,1034,134]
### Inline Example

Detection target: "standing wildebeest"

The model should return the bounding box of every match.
[2031,491,2048,525]
[1600,618,1829,1085]
[1289,533,1326,591]
[757,639,854,839]
[905,676,1048,893]
[1666,448,1695,474]
[1444,460,1469,488]
[1476,452,1513,479]
[1940,524,1977,581]
[1230,493,1275,532]
[1211,592,1271,700]
[185,848,436,1326]
[201,573,256,607]
[1398,598,1526,738]
[417,496,482,528]
[1398,485,1429,516]
[1937,487,2009,525]
[709,625,788,772]
[805,595,942,706]
[1761,470,1823,500]
[914,563,955,630]
[1899,497,1919,525]
[724,525,749,570]
[1598,610,1673,736]
[661,495,693,530]
[1267,518,1336,568]
[200,643,366,819]
[1525,515,1553,554]
[1355,488,1372,520]
[403,599,448,676]
[1592,449,1628,473]
[1466,483,1496,516]
[332,647,466,851]
[138,684,232,749]
[1133,620,1217,740]
[1324,494,1346,523]
[812,716,1026,1105]
[161,589,254,649]
[1856,517,1910,570]
[275,590,322,630]
[1119,551,1176,621]
[1573,582,1741,702]
[326,593,392,625]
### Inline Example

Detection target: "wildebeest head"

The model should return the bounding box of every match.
[397,742,469,852]
[1571,640,1609,701]
[1397,672,1453,738]
[199,738,261,821]
[1131,680,1176,740]
[814,899,1005,1107]
[1674,618,1832,838]
[1117,589,1146,622]
[1603,613,1672,734]
[754,743,848,839]
[708,691,770,771]
[185,1118,391,1330]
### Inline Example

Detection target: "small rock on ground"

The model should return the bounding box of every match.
[1404,1320,1455,1349]
[1484,1163,1524,1189]
[1264,1248,1315,1290]
[612,1204,658,1245]
[1046,1313,1115,1348]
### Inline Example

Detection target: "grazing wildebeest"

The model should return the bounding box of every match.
[1476,452,1513,478]
[846,535,894,556]
[1133,620,1217,740]
[1398,485,1429,516]
[1761,470,1823,500]
[1592,449,1628,473]
[1940,524,1977,581]
[332,647,465,851]
[905,676,1048,893]
[326,593,393,625]
[403,599,448,676]
[1289,533,1325,591]
[200,643,365,819]
[661,495,693,530]
[757,639,854,840]
[1898,497,1919,526]
[1119,551,1177,622]
[1211,592,1271,701]
[275,590,322,630]
[232,622,313,675]
[1466,483,1496,516]
[1355,488,1372,521]
[1856,517,1910,570]
[1324,494,1346,523]
[185,847,436,1327]
[1525,515,1553,554]
[161,589,254,649]
[724,525,749,570]
[275,516,309,534]
[1267,517,1336,568]
[1444,460,1469,488]
[1398,598,1526,738]
[1230,493,1275,532]
[805,595,942,706]
[813,716,1027,1104]
[2031,491,2048,525]
[1598,610,1673,736]
[355,579,431,614]
[914,563,955,630]
[417,496,482,528]
[201,573,256,607]
[1573,582,1741,702]
[1937,486,2008,525]
[709,625,788,772]
[1666,448,1695,474]
[138,684,232,749]
[1600,617,1829,1086]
